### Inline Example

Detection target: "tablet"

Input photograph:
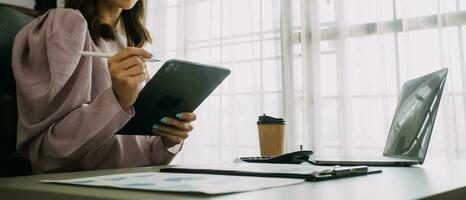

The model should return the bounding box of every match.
[116,59,230,135]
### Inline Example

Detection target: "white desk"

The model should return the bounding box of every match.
[0,158,465,200]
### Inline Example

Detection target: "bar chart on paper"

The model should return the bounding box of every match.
[41,172,304,194]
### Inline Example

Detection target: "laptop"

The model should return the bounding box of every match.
[309,68,448,166]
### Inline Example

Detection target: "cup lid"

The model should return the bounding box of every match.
[257,114,286,125]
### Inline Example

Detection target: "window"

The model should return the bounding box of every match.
[146,0,283,164]
[293,0,466,156]
[146,0,466,163]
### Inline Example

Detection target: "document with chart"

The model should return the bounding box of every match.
[41,172,304,194]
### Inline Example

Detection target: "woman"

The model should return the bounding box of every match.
[12,0,195,174]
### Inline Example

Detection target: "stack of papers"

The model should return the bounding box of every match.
[41,172,304,194]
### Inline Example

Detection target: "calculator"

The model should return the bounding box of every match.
[240,150,313,164]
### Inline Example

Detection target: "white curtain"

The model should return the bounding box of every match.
[288,0,466,158]
[146,0,466,164]
[146,0,283,164]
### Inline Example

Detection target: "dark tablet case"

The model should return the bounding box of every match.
[116,59,230,135]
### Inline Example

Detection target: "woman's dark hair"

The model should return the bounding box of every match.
[65,0,151,47]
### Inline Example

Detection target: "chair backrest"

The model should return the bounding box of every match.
[0,6,33,177]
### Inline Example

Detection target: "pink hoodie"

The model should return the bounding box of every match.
[12,9,177,174]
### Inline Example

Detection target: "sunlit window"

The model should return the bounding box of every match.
[146,0,466,163]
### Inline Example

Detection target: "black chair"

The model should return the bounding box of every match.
[0,6,33,177]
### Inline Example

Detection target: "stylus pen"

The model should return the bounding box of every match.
[79,51,161,62]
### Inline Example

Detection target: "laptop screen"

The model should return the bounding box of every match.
[383,68,448,164]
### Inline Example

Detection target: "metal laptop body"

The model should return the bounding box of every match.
[309,68,448,166]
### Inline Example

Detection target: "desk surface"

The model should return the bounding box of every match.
[1,158,466,200]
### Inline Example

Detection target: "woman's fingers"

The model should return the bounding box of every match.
[175,112,197,121]
[110,47,152,62]
[152,114,197,148]
[106,48,152,109]
[156,131,184,146]
[153,124,190,138]
[108,57,146,79]
[122,63,146,77]
[110,57,147,80]
[160,117,193,131]
[132,72,148,83]
[118,56,145,70]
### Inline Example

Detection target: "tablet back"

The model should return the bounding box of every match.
[117,59,230,135]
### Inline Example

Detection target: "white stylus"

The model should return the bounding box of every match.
[79,50,161,62]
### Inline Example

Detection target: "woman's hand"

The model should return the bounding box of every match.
[152,112,197,148]
[108,47,152,109]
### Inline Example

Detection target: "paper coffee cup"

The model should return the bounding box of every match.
[257,114,286,157]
